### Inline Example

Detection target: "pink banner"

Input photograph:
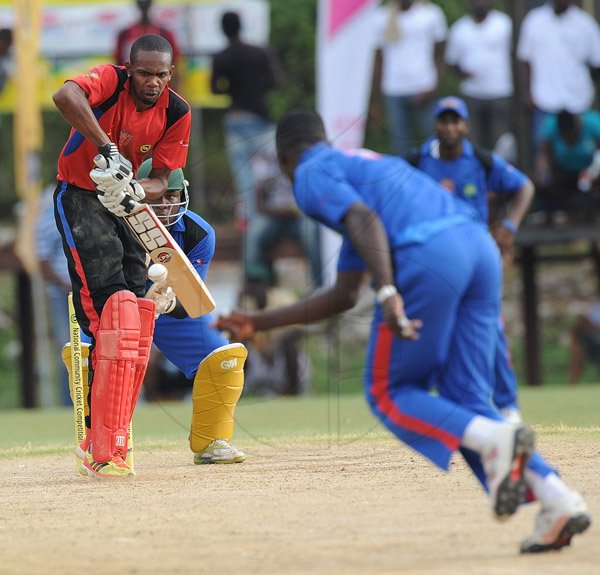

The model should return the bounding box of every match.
[327,0,371,38]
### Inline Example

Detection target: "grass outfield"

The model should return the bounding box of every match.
[1,383,599,459]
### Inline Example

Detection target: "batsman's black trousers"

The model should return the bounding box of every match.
[53,182,147,339]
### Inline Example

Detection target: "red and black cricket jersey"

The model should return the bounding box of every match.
[57,64,191,191]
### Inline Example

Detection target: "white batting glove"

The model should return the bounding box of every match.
[90,159,133,195]
[97,188,134,216]
[96,143,133,172]
[145,281,177,317]
[128,179,145,202]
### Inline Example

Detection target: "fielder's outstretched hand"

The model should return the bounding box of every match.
[214,311,255,342]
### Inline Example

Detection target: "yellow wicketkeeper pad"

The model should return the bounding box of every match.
[190,343,247,453]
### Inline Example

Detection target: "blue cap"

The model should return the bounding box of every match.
[434,96,469,120]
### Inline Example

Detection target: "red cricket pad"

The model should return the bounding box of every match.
[128,298,157,421]
[91,291,141,462]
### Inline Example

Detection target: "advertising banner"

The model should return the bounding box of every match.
[0,0,269,111]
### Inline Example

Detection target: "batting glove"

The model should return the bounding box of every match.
[97,188,134,216]
[128,179,145,202]
[97,143,133,172]
[145,281,177,317]
[90,159,133,195]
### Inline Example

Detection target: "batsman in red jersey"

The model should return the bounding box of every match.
[52,34,191,478]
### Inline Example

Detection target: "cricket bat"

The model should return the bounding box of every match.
[123,203,216,317]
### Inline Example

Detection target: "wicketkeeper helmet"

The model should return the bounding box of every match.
[136,158,189,226]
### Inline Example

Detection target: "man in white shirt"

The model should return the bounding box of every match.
[517,0,600,147]
[446,0,513,150]
[370,0,447,155]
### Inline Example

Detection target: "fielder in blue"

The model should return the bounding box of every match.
[217,109,590,553]
[406,96,535,422]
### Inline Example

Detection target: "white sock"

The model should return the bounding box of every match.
[525,470,571,505]
[462,416,507,453]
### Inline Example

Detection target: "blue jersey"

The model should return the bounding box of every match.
[293,144,480,272]
[411,138,527,223]
[152,210,227,380]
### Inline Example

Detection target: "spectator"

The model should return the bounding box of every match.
[210,10,282,230]
[34,185,73,405]
[406,96,535,424]
[370,0,447,155]
[244,149,322,291]
[517,0,600,148]
[568,302,600,386]
[114,0,181,88]
[533,109,600,219]
[445,0,513,150]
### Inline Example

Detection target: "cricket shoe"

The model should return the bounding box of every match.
[520,490,591,553]
[193,439,246,465]
[482,424,535,520]
[82,451,135,479]
[76,436,133,474]
[75,434,91,477]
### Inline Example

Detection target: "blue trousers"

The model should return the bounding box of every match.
[364,223,554,488]
[153,313,228,380]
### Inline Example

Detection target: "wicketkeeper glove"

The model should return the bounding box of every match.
[145,281,177,317]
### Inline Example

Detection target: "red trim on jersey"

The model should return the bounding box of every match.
[57,64,191,190]
[371,323,461,452]
[69,246,101,336]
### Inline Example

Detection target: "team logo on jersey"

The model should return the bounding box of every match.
[86,71,100,79]
[463,183,477,197]
[119,131,133,147]
[140,144,151,153]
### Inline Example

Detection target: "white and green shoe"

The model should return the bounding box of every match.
[193,439,246,465]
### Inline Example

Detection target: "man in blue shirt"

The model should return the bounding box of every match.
[217,109,589,553]
[406,96,534,423]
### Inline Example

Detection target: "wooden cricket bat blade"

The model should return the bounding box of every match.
[123,205,216,317]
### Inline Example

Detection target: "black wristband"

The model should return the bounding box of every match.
[97,143,118,158]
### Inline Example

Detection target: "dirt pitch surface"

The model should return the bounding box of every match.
[0,433,597,575]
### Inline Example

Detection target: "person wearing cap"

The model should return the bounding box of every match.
[138,158,248,465]
[405,95,534,423]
